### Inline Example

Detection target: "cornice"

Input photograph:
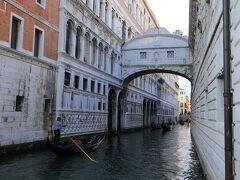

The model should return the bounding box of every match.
[0,45,57,70]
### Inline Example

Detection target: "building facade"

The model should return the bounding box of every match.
[57,0,178,136]
[189,0,240,179]
[0,0,59,147]
[0,0,179,153]
[178,88,190,114]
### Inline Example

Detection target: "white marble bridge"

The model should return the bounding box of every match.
[122,28,193,86]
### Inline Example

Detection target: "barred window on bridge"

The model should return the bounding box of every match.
[140,52,147,59]
[167,51,174,58]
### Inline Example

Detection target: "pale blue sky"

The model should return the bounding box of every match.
[147,0,191,97]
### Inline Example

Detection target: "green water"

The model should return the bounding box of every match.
[0,125,205,180]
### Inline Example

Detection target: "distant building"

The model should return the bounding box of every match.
[178,88,190,114]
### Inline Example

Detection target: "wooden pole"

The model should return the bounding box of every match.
[61,129,98,163]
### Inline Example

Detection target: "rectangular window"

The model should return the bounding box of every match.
[44,99,51,112]
[103,103,106,110]
[98,101,102,110]
[34,28,43,57]
[36,0,45,7]
[16,96,24,111]
[98,83,101,94]
[103,85,106,95]
[83,78,88,91]
[74,75,79,89]
[91,81,95,93]
[167,51,174,58]
[11,17,20,49]
[64,71,71,86]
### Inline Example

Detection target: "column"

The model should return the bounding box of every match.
[95,44,99,68]
[89,40,92,64]
[80,33,84,61]
[89,0,94,10]
[71,29,76,57]
[101,48,104,70]
[112,11,116,33]
[56,65,65,114]
[107,4,112,28]
[100,1,106,22]
[105,3,108,25]
[107,50,111,74]
[132,2,136,17]
[95,0,100,17]
[60,15,67,52]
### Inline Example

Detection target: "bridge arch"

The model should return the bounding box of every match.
[122,28,193,87]
[122,69,192,87]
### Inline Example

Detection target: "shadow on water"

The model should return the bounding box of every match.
[0,125,205,180]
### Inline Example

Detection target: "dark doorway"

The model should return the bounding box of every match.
[108,88,117,133]
[117,91,124,132]
[143,99,147,128]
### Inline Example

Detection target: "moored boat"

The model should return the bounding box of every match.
[48,133,105,156]
[179,120,185,125]
[161,123,173,131]
[151,122,162,129]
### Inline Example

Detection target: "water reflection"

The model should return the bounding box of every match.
[0,125,205,180]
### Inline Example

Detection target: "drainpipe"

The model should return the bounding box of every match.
[222,0,233,179]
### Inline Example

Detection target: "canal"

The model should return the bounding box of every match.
[0,125,205,180]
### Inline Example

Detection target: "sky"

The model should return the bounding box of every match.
[147,0,191,97]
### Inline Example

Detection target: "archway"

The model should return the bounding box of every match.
[108,88,117,133]
[123,70,191,88]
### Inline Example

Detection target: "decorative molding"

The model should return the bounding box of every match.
[0,45,57,70]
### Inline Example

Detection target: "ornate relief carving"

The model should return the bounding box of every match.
[61,112,107,134]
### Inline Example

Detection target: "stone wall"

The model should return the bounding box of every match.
[231,0,240,178]
[0,46,56,146]
[190,0,240,179]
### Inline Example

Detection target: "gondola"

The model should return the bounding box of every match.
[179,120,185,126]
[48,133,105,156]
[161,123,173,131]
[151,122,162,129]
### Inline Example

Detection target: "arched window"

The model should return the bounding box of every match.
[84,32,90,63]
[122,21,126,41]
[98,43,103,69]
[91,38,97,66]
[104,47,108,71]
[66,20,74,54]
[111,51,115,74]
[75,27,82,59]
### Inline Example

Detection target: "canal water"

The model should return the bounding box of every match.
[0,125,205,180]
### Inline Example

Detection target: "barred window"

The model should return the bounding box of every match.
[140,52,147,59]
[167,51,174,58]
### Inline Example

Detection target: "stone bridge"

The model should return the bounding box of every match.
[122,28,193,86]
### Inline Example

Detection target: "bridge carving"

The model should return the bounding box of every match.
[122,28,193,86]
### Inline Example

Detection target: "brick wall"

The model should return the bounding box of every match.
[0,1,59,60]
